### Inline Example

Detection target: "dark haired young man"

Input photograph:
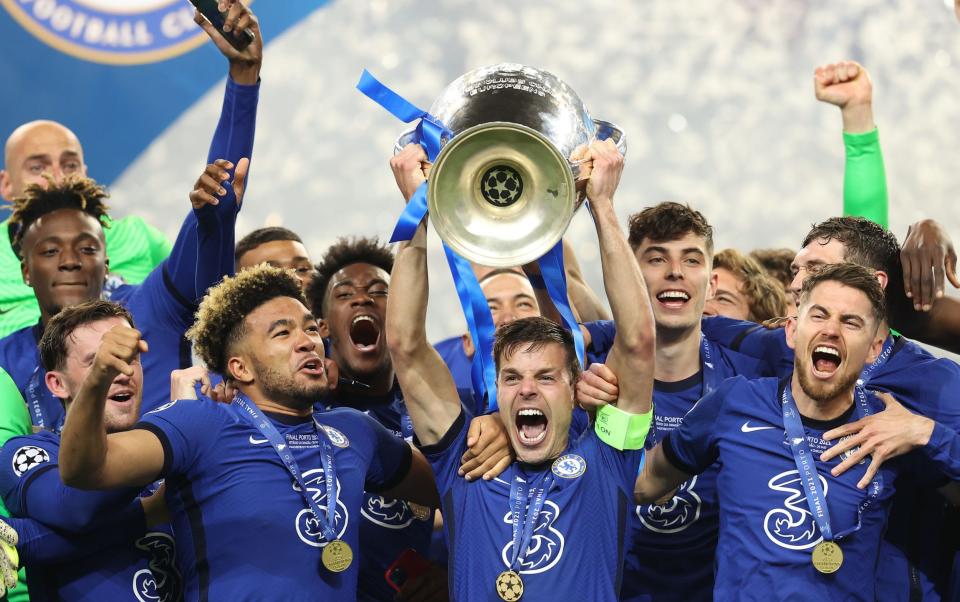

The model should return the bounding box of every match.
[699,216,960,600]
[386,139,655,600]
[580,201,771,602]
[0,1,262,433]
[235,226,314,292]
[57,266,440,599]
[0,300,178,600]
[635,263,960,601]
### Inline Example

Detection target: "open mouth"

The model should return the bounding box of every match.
[515,408,548,446]
[107,391,134,404]
[811,345,842,377]
[298,357,325,376]
[349,315,381,352]
[656,290,690,309]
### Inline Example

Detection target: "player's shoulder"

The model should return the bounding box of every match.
[0,323,37,354]
[712,374,780,412]
[316,407,379,446]
[0,432,59,481]
[715,344,768,378]
[139,398,231,426]
[885,337,959,376]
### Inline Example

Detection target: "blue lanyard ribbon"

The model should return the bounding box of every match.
[507,472,555,571]
[233,395,340,543]
[27,365,63,433]
[700,336,721,397]
[857,335,894,386]
[780,383,883,543]
[537,241,586,372]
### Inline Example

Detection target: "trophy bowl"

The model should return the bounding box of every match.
[395,63,626,267]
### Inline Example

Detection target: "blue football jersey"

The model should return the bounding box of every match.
[0,432,180,601]
[136,398,412,600]
[435,335,473,393]
[323,385,435,602]
[423,409,644,601]
[665,375,907,601]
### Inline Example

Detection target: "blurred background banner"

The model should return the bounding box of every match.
[0,0,330,188]
[2,0,960,343]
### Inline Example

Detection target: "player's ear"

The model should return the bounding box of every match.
[707,269,719,300]
[317,318,329,339]
[45,370,70,400]
[874,270,889,291]
[227,356,254,385]
[784,316,798,351]
[865,329,884,364]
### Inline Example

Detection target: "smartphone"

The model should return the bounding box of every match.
[385,548,432,592]
[188,0,255,51]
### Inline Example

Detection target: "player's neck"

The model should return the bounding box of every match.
[789,372,854,421]
[654,324,702,382]
[242,386,313,418]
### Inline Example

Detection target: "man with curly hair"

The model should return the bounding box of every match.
[57,265,441,600]
[0,0,262,435]
[704,248,788,323]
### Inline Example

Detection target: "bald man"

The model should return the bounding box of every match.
[0,121,171,337]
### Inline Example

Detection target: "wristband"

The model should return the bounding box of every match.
[595,404,652,450]
[526,273,547,290]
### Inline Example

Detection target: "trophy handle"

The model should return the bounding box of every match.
[593,120,627,158]
[393,128,419,156]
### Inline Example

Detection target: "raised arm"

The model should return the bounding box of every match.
[385,144,463,446]
[583,139,654,415]
[58,326,164,490]
[813,60,888,227]
[634,445,691,504]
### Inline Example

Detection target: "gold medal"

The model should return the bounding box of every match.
[495,570,524,601]
[408,502,432,521]
[321,539,353,573]
[811,541,843,574]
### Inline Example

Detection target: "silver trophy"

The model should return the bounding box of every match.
[396,63,626,267]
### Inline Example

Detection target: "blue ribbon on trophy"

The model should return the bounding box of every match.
[358,65,624,410]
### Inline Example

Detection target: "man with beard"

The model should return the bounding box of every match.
[57,265,439,599]
[0,300,178,600]
[635,263,960,601]
[305,237,511,601]
[387,139,655,600]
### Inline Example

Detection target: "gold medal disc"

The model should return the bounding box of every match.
[811,541,843,574]
[321,539,353,573]
[408,502,432,521]
[495,570,524,601]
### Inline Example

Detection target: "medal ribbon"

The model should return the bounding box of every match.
[26,365,63,433]
[781,384,883,543]
[507,473,555,571]
[232,395,341,544]
[700,336,721,397]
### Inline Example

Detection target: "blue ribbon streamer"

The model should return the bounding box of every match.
[537,241,585,368]
[390,181,429,243]
[443,243,498,410]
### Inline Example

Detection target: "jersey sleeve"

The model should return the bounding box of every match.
[843,128,888,229]
[0,436,137,532]
[583,320,615,365]
[354,412,414,494]
[133,400,223,479]
[581,428,645,498]
[918,422,960,483]
[419,408,471,497]
[661,377,739,475]
[701,316,793,377]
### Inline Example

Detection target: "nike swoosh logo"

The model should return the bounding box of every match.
[249,435,270,445]
[741,422,776,433]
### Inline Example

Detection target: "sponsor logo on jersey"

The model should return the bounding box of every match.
[0,0,217,65]
[320,424,350,448]
[763,469,828,550]
[637,475,702,533]
[500,500,565,574]
[293,468,349,547]
[361,495,417,529]
[551,454,586,479]
[132,531,181,602]
[146,400,177,414]
[12,445,50,476]
[740,421,776,433]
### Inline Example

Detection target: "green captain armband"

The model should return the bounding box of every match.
[595,404,653,450]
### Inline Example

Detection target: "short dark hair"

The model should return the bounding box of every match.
[713,248,788,322]
[306,236,394,318]
[627,202,714,255]
[799,262,886,324]
[801,217,900,275]
[749,247,795,289]
[187,265,305,375]
[39,300,134,372]
[493,317,581,383]
[478,268,526,286]
[234,227,304,264]
[8,175,110,257]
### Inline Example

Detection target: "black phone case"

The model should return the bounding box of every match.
[188,0,255,51]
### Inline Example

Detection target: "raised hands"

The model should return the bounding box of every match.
[194,0,263,85]
[390,143,431,203]
[814,60,874,133]
[90,326,148,385]
[189,158,250,210]
[572,139,625,206]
